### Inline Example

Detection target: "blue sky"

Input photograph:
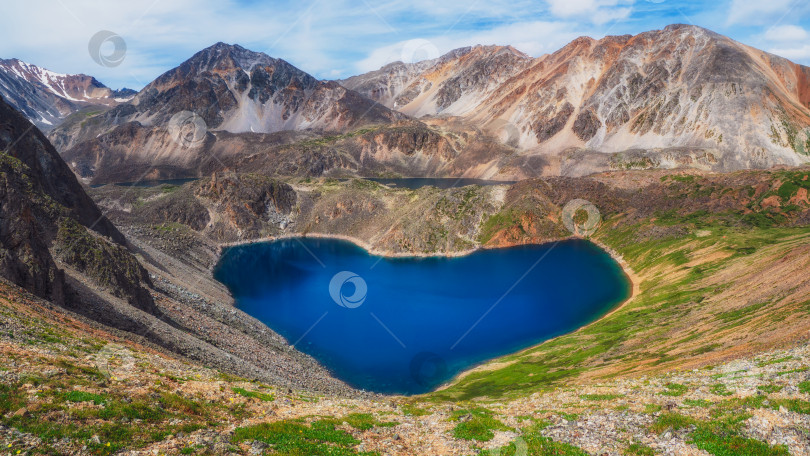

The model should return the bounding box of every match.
[3,0,810,90]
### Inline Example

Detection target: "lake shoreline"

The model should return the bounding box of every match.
[216,233,640,297]
[215,232,608,260]
[431,238,640,394]
[214,232,641,397]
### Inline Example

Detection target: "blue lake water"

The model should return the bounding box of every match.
[90,178,200,188]
[213,238,631,395]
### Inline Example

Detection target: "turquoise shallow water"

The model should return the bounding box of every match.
[213,238,631,395]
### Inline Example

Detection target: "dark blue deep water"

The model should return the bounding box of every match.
[213,238,631,395]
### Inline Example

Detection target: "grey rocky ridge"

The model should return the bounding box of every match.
[0,22,810,456]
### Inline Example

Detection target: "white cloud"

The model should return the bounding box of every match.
[545,0,633,25]
[764,24,809,42]
[726,0,801,26]
[760,25,810,62]
[768,45,810,60]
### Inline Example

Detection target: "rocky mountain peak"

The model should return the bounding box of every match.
[173,42,300,78]
[0,58,132,131]
[340,44,533,115]
[105,42,394,135]
[49,43,403,176]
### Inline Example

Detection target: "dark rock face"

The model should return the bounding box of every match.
[133,76,239,129]
[533,102,574,142]
[573,109,603,141]
[364,125,451,158]
[137,188,211,231]
[196,173,297,237]
[0,153,66,304]
[53,218,156,314]
[0,96,154,312]
[0,96,123,243]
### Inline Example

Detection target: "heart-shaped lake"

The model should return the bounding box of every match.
[214,238,631,395]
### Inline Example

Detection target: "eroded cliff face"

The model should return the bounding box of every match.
[0,96,154,312]
[345,25,810,171]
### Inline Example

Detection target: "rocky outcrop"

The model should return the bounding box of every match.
[195,173,297,241]
[0,152,66,304]
[53,218,156,313]
[0,95,154,311]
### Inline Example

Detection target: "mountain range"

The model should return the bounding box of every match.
[0,58,135,131]
[4,24,810,185]
[343,24,810,170]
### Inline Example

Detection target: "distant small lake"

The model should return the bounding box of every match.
[91,178,200,188]
[214,238,631,395]
[363,177,516,189]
